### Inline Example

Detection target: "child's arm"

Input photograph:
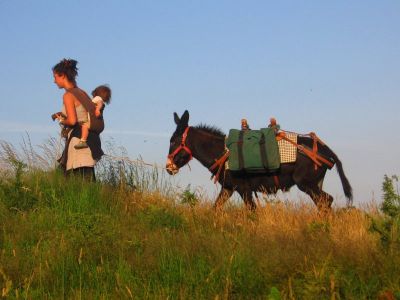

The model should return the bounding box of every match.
[94,100,104,117]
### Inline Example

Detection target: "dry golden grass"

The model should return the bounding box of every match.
[0,137,398,298]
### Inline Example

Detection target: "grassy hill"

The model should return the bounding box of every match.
[0,140,399,299]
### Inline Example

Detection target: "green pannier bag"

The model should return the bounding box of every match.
[226,128,280,172]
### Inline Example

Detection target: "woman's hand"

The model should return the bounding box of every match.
[51,112,67,121]
[51,112,60,121]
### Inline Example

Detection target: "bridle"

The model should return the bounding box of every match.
[167,126,193,164]
[167,125,229,182]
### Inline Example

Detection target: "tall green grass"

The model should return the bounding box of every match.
[0,138,399,299]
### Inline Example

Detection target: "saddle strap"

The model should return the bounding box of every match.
[237,131,245,170]
[209,150,230,183]
[278,132,334,169]
[273,175,280,190]
[259,132,269,169]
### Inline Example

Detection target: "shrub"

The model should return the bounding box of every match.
[0,158,38,211]
[370,175,400,251]
[179,185,199,207]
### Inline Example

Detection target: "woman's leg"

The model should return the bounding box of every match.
[67,167,96,181]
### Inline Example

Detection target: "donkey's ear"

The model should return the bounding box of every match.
[180,110,189,127]
[174,112,180,125]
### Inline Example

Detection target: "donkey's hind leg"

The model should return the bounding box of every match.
[313,189,334,210]
[297,183,334,210]
[214,187,233,210]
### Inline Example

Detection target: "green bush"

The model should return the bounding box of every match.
[0,159,38,211]
[371,175,400,251]
[180,185,199,207]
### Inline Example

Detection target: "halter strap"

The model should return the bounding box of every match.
[168,126,193,161]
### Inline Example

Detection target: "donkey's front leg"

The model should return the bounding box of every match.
[240,190,256,211]
[214,187,233,210]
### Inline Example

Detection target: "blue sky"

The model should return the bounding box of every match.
[0,1,399,205]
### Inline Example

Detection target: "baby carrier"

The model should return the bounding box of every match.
[68,88,105,134]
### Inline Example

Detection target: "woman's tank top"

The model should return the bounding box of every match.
[61,103,88,123]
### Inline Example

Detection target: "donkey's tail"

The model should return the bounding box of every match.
[328,150,353,206]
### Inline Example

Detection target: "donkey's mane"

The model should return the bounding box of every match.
[195,124,225,138]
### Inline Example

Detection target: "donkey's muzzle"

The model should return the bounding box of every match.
[166,159,179,175]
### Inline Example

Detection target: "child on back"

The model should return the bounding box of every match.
[75,85,111,149]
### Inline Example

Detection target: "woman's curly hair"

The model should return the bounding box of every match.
[52,58,78,83]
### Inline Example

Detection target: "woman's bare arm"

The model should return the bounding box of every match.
[61,92,77,126]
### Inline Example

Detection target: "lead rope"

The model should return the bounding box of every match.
[102,154,167,170]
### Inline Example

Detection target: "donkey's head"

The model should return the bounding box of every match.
[166,110,192,175]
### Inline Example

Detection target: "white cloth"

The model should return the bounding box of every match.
[66,136,96,171]
[92,96,104,106]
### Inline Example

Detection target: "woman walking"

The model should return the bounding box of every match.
[52,58,103,180]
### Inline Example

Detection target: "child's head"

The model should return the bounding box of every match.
[92,85,111,104]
